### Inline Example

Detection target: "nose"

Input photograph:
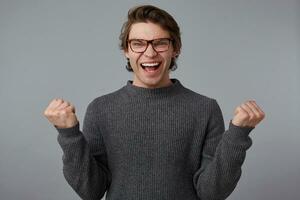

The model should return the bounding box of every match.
[143,43,158,57]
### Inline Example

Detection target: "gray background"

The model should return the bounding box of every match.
[1,0,299,200]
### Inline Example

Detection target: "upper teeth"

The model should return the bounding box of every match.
[141,62,160,67]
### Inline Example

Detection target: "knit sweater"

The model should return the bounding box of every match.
[55,78,254,200]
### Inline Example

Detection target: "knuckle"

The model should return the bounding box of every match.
[66,106,72,111]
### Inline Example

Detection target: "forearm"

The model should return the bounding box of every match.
[193,121,254,200]
[56,123,111,200]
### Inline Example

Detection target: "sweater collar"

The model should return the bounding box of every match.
[124,78,184,99]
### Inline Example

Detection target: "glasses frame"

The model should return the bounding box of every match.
[127,38,173,53]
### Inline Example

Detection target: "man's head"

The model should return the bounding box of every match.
[119,5,182,88]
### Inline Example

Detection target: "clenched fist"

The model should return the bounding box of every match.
[44,98,79,129]
[231,100,265,128]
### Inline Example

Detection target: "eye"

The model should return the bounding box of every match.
[131,40,145,47]
[154,39,169,46]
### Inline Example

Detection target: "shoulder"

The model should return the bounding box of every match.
[180,84,216,105]
[87,87,125,109]
[178,84,222,116]
[87,88,124,114]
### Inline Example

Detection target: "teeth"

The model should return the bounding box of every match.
[141,62,160,67]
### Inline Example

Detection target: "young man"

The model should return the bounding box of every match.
[44,5,265,200]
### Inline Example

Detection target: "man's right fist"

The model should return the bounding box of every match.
[44,98,79,129]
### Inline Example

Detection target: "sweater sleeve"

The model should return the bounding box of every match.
[193,99,254,200]
[55,100,111,200]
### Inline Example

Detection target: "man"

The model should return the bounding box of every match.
[44,5,265,200]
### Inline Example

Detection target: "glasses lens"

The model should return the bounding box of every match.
[130,40,147,52]
[153,39,170,52]
[129,38,171,53]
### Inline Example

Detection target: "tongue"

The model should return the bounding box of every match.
[144,66,158,72]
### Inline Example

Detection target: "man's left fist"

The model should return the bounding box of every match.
[231,100,265,128]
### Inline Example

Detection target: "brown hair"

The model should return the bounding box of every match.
[119,5,182,72]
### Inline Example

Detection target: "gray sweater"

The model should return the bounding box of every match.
[55,78,254,200]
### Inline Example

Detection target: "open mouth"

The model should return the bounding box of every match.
[140,62,161,73]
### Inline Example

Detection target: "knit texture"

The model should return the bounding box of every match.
[55,78,254,200]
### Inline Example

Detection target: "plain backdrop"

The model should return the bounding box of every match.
[1,0,299,200]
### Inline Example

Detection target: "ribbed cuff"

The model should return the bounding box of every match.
[223,120,255,146]
[54,122,80,137]
[228,120,255,136]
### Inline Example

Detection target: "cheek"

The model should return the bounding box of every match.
[126,52,137,61]
[135,54,145,64]
[128,54,142,68]
[163,52,174,62]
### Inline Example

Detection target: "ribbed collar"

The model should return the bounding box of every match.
[123,78,184,99]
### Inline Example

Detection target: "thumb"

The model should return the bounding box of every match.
[234,106,242,116]
[234,107,238,115]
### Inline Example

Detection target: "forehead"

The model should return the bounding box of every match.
[128,22,170,40]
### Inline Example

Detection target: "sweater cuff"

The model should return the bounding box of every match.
[224,120,255,145]
[54,122,80,137]
[229,120,255,135]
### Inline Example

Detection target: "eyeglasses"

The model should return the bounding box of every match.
[127,38,173,53]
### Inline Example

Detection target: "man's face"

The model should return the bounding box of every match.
[125,22,178,88]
